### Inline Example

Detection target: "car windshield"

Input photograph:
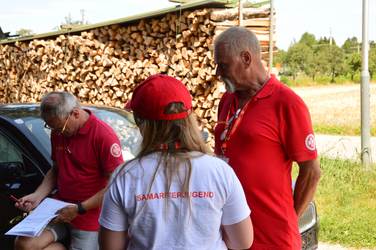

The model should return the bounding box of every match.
[14,106,141,161]
[85,107,141,160]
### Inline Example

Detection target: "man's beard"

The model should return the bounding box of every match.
[221,76,236,93]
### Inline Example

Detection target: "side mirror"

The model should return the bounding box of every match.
[0,162,24,181]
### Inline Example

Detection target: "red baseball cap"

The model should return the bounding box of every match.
[125,74,193,120]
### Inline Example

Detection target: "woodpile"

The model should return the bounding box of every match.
[0,7,276,148]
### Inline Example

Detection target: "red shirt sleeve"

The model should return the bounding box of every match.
[280,96,318,162]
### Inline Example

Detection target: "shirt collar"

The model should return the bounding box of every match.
[232,73,277,101]
[75,109,95,135]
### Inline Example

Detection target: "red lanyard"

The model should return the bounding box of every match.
[156,142,184,150]
[220,74,270,156]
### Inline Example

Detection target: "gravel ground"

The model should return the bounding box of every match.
[315,134,376,163]
[319,242,349,250]
[319,242,375,250]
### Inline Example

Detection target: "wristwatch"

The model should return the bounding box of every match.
[77,202,86,215]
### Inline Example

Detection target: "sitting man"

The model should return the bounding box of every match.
[14,91,124,250]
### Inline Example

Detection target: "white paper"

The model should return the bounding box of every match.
[5,198,74,237]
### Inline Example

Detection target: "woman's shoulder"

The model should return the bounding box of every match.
[191,153,233,171]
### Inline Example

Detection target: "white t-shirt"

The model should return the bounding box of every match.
[99,152,250,250]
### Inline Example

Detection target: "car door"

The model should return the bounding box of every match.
[0,127,47,248]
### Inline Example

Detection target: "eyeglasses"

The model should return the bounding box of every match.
[44,109,74,134]
[220,114,236,141]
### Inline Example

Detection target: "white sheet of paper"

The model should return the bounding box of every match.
[5,198,74,237]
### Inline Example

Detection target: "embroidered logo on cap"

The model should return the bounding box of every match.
[305,134,316,151]
[110,143,122,157]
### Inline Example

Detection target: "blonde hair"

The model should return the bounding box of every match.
[109,102,213,227]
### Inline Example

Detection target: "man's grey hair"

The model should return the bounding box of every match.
[40,91,80,121]
[214,26,261,61]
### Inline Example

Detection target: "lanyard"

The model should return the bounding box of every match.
[156,142,184,150]
[220,74,271,156]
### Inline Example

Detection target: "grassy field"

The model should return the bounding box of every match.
[292,159,376,249]
[291,79,376,137]
[288,76,376,249]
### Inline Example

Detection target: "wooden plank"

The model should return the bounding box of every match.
[210,7,272,21]
[211,18,276,27]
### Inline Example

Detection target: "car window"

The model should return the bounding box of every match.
[94,111,141,160]
[24,119,52,154]
[0,133,23,164]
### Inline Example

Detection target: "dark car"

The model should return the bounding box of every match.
[0,103,141,249]
[0,103,319,250]
[295,180,320,250]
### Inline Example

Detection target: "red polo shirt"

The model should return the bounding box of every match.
[51,109,124,231]
[214,75,317,250]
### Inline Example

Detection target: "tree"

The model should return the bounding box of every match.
[304,52,320,81]
[16,29,35,37]
[54,13,89,30]
[299,32,317,48]
[316,49,331,78]
[303,51,316,81]
[275,49,286,69]
[293,43,311,74]
[318,36,336,46]
[369,49,376,80]
[320,45,346,83]
[370,40,376,50]
[281,41,310,85]
[342,37,359,54]
[346,53,362,82]
[300,43,331,82]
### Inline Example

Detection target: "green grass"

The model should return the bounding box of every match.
[313,124,376,137]
[292,157,376,249]
[281,73,376,87]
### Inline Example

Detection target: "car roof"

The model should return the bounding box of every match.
[0,103,129,120]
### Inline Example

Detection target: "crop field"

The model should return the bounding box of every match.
[292,83,376,136]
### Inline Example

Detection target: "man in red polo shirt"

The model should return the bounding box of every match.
[213,26,322,250]
[14,91,124,250]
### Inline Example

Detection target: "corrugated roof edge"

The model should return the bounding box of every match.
[0,0,241,45]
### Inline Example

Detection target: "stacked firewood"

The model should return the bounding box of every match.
[0,7,276,148]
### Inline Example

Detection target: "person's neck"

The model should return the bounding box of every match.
[78,109,90,131]
[237,71,268,109]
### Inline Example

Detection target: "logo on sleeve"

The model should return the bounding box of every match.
[110,143,122,157]
[305,134,316,151]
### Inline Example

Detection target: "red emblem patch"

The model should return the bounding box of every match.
[110,143,122,157]
[305,134,316,151]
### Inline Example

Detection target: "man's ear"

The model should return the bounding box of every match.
[72,108,79,118]
[241,50,252,68]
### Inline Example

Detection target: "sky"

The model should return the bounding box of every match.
[1,0,375,51]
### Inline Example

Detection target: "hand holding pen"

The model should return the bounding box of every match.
[10,195,26,207]
[11,194,39,212]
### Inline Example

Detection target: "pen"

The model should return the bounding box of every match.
[10,195,25,206]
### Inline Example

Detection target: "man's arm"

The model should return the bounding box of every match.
[16,161,59,212]
[293,158,322,220]
[52,171,114,223]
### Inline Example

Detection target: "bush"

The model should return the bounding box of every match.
[334,75,349,84]
[280,75,289,85]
